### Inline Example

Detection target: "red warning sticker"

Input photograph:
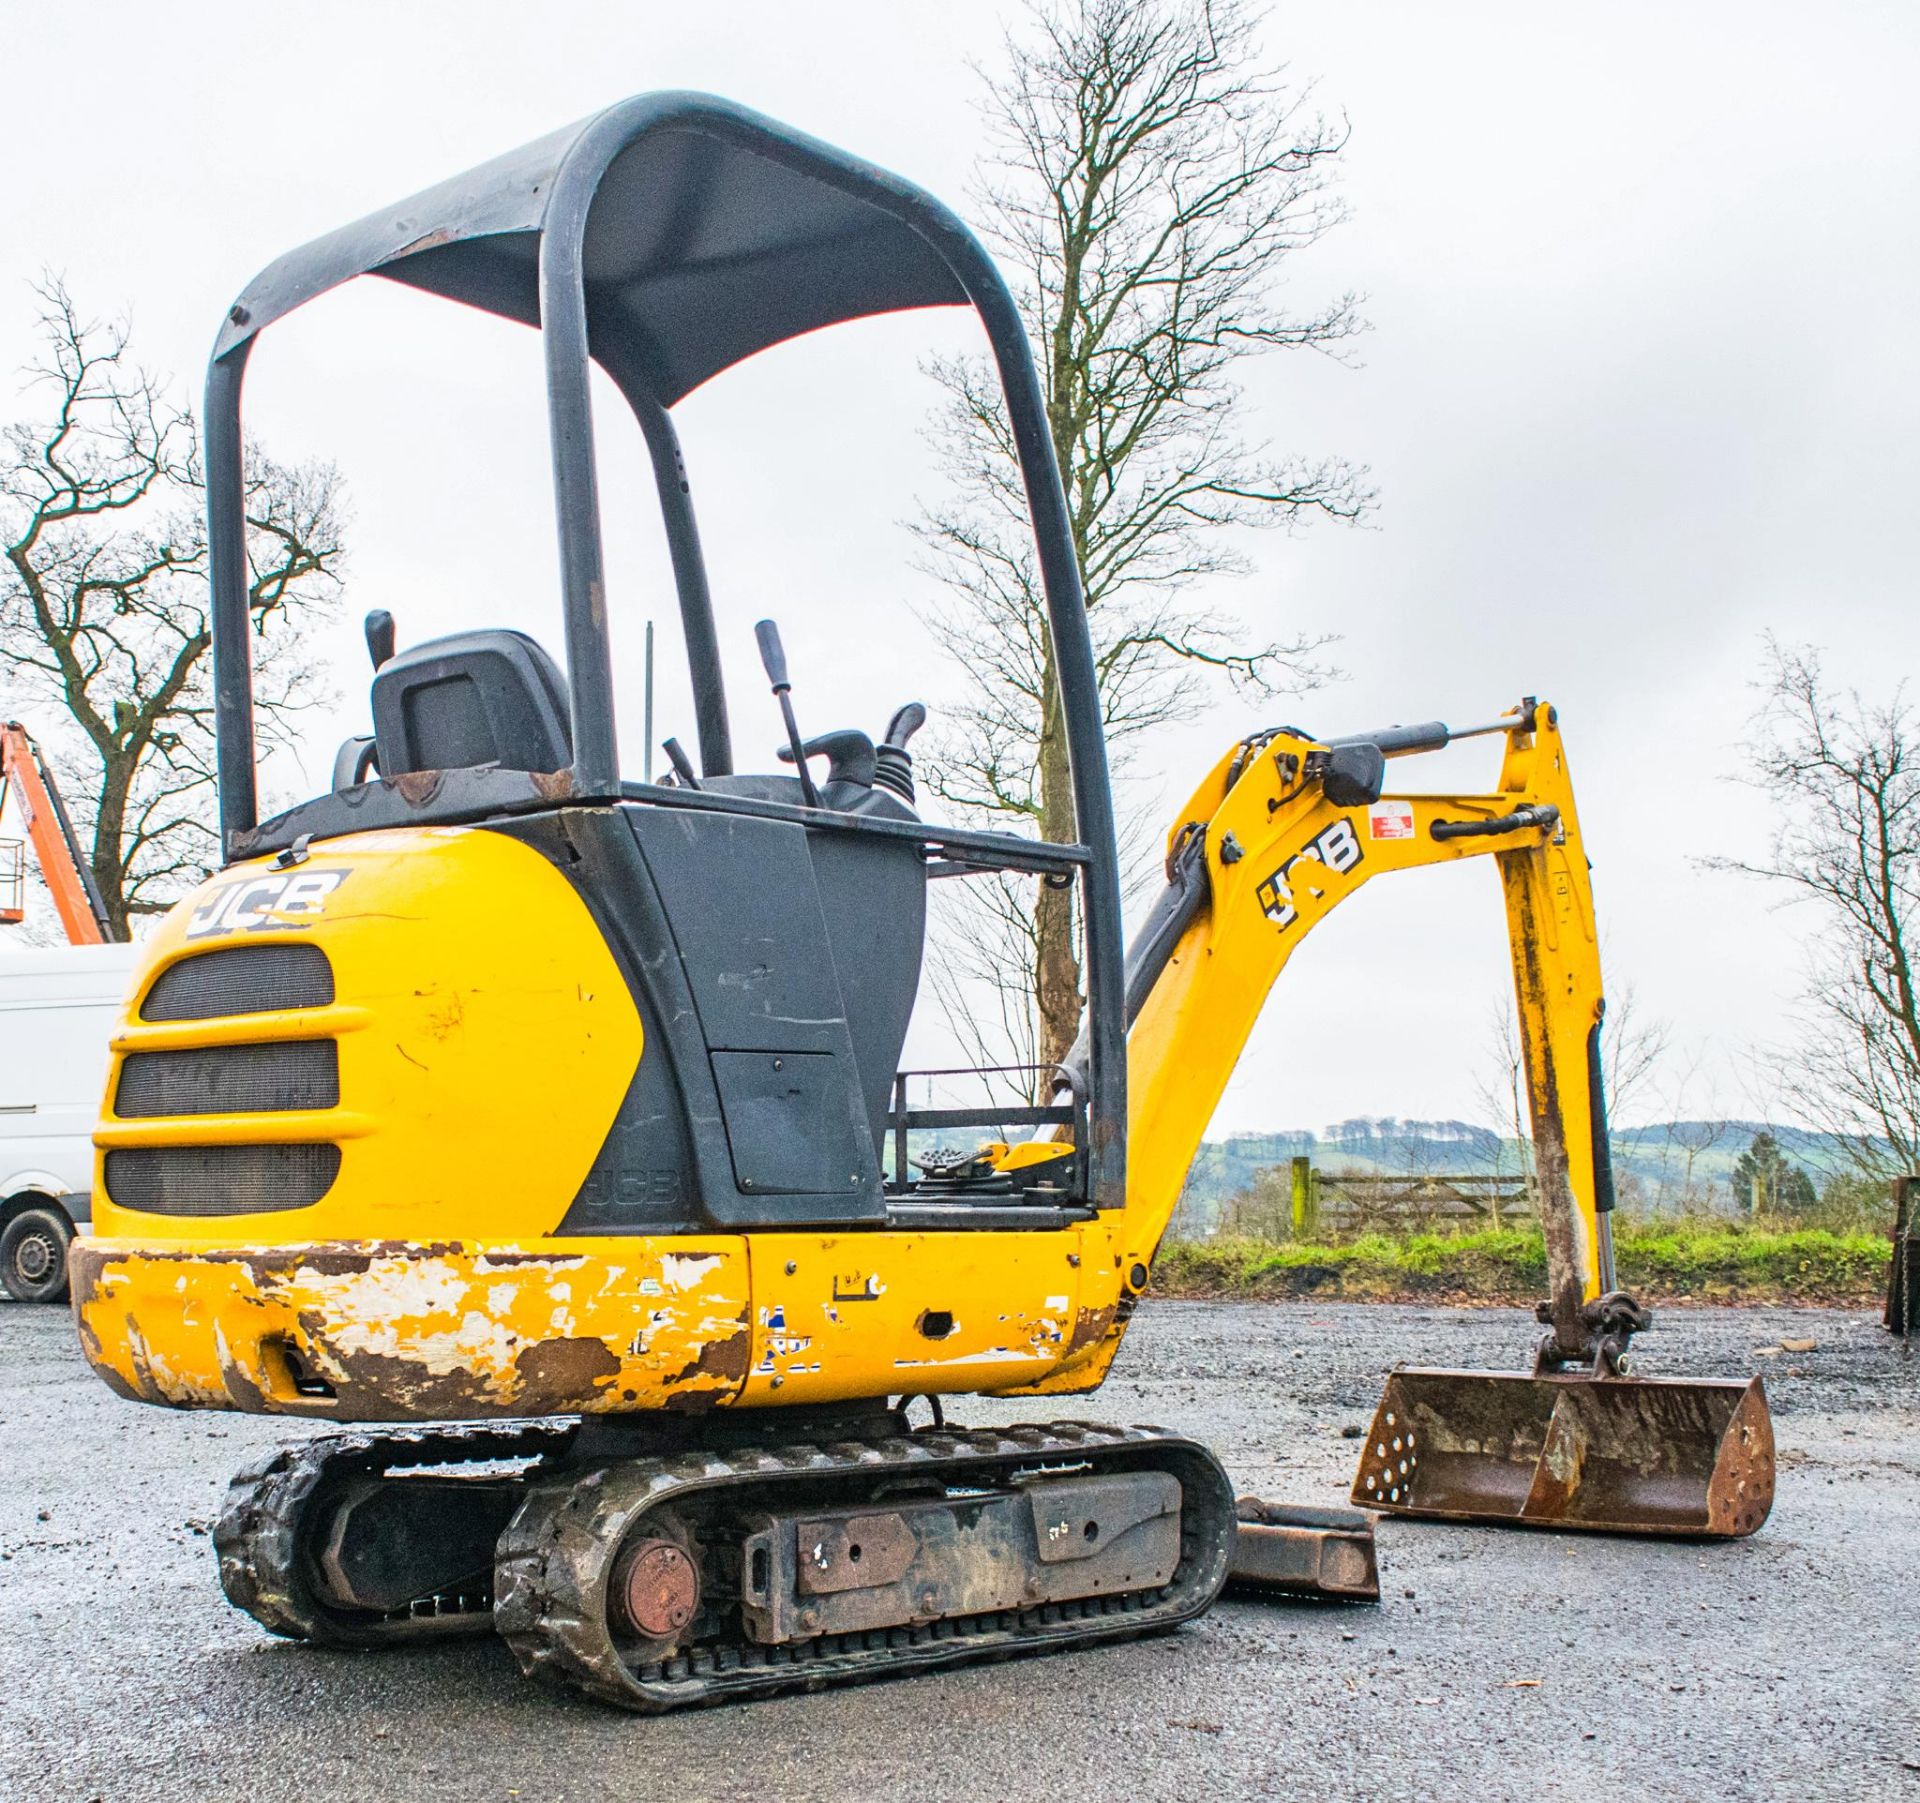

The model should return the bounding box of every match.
[1368,800,1415,841]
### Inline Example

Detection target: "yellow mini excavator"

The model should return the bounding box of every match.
[72,93,1772,1711]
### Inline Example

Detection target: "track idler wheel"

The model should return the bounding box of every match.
[612,1531,701,1642]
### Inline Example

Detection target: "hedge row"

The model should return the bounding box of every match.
[1150,1223,1889,1306]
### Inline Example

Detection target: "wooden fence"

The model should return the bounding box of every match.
[1216,1158,1536,1241]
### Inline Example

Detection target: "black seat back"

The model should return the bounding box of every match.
[371,629,572,776]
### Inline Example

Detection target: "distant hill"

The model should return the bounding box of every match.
[1175,1117,1872,1229]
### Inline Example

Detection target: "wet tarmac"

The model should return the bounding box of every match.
[3,1296,1913,1801]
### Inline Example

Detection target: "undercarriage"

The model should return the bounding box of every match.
[214,1411,1237,1711]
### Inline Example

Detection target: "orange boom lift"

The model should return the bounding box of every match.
[0,723,114,946]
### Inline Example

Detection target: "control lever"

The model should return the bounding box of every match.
[874,702,926,804]
[661,737,701,790]
[779,729,876,789]
[753,619,822,809]
[883,702,926,749]
[365,609,396,670]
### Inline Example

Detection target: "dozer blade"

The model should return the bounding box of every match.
[1229,1499,1380,1601]
[1351,1368,1775,1538]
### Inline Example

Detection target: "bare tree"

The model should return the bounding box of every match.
[1472,1000,1537,1194]
[1600,979,1671,1127]
[1715,639,1920,1171]
[1653,1043,1731,1211]
[923,868,1045,1084]
[0,280,345,936]
[1664,1116,1730,1211]
[918,0,1370,1078]
[1475,978,1669,1214]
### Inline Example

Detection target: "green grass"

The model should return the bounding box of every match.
[1150,1219,1891,1306]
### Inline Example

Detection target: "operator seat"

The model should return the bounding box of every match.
[369,629,573,778]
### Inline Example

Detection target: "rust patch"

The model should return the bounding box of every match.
[81,1240,458,1280]
[391,769,446,807]
[312,1345,503,1422]
[664,1322,751,1389]
[217,1340,271,1413]
[284,1308,502,1421]
[471,1250,589,1270]
[1065,1303,1117,1356]
[67,1244,105,1312]
[285,1249,378,1278]
[514,1335,621,1408]
[74,1238,751,1421]
[661,1385,725,1415]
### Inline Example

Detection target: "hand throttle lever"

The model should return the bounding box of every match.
[754,619,822,809]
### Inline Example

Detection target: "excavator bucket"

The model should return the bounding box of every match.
[1352,1368,1775,1538]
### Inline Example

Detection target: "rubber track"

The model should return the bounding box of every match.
[214,1420,575,1648]
[494,1421,1236,1712]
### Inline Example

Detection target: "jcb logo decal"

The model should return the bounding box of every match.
[185,868,351,939]
[1257,820,1362,931]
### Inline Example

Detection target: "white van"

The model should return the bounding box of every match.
[0,944,138,1301]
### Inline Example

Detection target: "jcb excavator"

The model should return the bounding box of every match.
[71,93,1771,1711]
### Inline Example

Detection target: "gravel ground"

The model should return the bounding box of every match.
[2,1296,1914,1802]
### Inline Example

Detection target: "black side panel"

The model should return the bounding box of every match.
[806,829,926,1153]
[492,812,704,1237]
[626,809,848,1055]
[492,807,885,1233]
[685,777,927,1149]
[625,807,882,1226]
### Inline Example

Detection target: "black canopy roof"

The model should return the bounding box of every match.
[215,91,971,404]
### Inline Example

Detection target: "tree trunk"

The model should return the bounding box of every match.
[1032,657,1083,1083]
[90,751,135,941]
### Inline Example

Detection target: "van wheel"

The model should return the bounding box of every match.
[1,1206,73,1304]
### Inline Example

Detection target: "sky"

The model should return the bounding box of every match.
[3,1,1917,1136]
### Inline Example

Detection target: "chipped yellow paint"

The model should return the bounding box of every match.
[72,1236,750,1420]
[72,1224,1131,1417]
[740,1230,1111,1406]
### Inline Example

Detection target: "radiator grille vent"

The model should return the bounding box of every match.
[141,944,333,1022]
[103,1144,342,1216]
[115,1041,339,1118]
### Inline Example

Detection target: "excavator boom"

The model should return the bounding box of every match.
[1100,700,1773,1538]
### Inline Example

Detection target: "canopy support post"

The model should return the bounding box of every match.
[207,343,258,852]
[627,391,733,779]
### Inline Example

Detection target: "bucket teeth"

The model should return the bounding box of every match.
[1350,1369,1774,1538]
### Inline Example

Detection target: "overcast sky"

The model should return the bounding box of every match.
[4,1,1916,1135]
